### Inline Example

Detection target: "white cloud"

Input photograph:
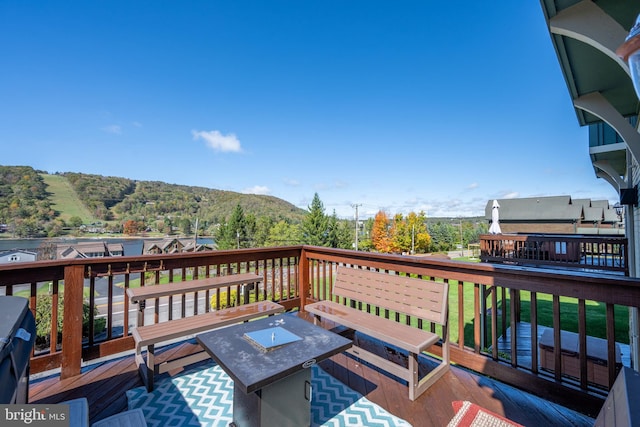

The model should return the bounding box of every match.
[102,125,122,135]
[284,178,300,186]
[243,185,270,195]
[192,129,242,153]
[467,182,479,190]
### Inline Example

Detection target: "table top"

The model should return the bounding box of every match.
[196,314,351,393]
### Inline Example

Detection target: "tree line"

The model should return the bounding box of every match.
[214,192,488,254]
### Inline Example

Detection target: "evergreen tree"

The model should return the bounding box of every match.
[301,193,328,246]
[337,218,354,249]
[327,211,340,248]
[215,204,249,249]
[245,213,257,246]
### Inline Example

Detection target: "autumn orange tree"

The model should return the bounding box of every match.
[123,219,143,235]
[371,210,430,254]
[371,211,396,253]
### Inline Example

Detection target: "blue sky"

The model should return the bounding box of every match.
[0,1,618,219]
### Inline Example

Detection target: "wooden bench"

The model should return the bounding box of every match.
[305,266,450,401]
[127,273,284,391]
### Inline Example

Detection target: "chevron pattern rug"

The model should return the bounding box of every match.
[126,362,412,427]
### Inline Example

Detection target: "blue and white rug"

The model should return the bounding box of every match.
[126,362,412,427]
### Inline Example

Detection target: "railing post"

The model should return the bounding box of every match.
[299,248,309,311]
[61,264,84,379]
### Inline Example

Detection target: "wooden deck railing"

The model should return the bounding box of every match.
[0,247,300,378]
[1,244,639,414]
[479,234,628,274]
[298,246,640,413]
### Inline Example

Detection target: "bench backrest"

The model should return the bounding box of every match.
[127,272,263,302]
[332,266,448,326]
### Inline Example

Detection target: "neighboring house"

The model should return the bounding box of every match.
[144,238,186,254]
[57,242,125,259]
[143,238,214,255]
[107,243,124,256]
[484,196,623,235]
[0,250,37,264]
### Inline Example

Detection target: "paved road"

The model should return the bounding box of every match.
[95,292,213,330]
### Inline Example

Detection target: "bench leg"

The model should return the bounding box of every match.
[135,344,155,393]
[146,345,155,392]
[411,351,450,401]
[408,352,419,401]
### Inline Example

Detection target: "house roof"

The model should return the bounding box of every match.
[484,196,617,223]
[107,243,124,252]
[583,206,604,222]
[56,241,124,259]
[485,196,581,221]
[143,238,191,253]
[58,248,86,259]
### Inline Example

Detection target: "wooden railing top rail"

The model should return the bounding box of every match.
[0,246,304,285]
[480,234,627,243]
[301,246,640,307]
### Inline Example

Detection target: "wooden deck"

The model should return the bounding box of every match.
[29,312,596,426]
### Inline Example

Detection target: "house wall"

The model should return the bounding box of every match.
[0,252,37,264]
[499,223,576,235]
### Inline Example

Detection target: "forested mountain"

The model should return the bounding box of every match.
[0,166,306,237]
[0,166,55,236]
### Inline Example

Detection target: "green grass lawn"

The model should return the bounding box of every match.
[438,282,629,346]
[311,274,630,347]
[41,173,98,224]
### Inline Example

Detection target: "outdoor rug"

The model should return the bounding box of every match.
[126,361,412,427]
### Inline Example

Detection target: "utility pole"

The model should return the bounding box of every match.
[352,203,362,250]
[193,217,199,250]
[459,220,464,257]
[411,224,415,254]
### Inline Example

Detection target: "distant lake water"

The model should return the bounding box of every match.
[0,237,214,257]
